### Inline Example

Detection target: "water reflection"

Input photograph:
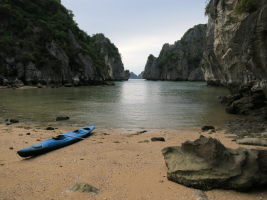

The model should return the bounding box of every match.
[0,80,237,128]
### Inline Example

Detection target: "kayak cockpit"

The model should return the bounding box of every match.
[52,135,66,140]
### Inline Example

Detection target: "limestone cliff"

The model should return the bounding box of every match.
[143,24,207,81]
[129,72,138,79]
[0,0,128,86]
[202,0,267,89]
[90,34,129,81]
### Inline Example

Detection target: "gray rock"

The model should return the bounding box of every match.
[151,137,165,142]
[225,89,266,115]
[201,126,215,131]
[143,24,206,81]
[195,190,209,200]
[6,119,19,125]
[162,135,267,191]
[138,140,150,143]
[137,130,147,134]
[68,182,100,194]
[236,138,267,147]
[56,116,69,121]
[10,119,19,123]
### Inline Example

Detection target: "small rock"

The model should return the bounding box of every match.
[9,147,13,150]
[195,190,209,200]
[207,129,216,134]
[113,141,120,143]
[138,140,150,143]
[10,119,19,124]
[80,158,84,160]
[201,125,215,131]
[236,138,267,147]
[56,116,70,121]
[36,139,41,141]
[26,132,31,135]
[151,137,165,142]
[101,133,110,136]
[64,83,73,87]
[46,127,55,130]
[137,130,147,134]
[68,182,100,194]
[37,83,43,88]
[6,122,11,126]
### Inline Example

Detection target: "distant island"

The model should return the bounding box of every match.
[129,71,144,79]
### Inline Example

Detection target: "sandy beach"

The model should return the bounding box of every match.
[0,124,266,200]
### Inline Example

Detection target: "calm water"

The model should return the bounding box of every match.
[0,80,236,128]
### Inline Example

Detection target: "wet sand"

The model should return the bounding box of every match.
[0,124,266,200]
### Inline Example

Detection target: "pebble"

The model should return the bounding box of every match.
[138,140,150,143]
[201,125,215,131]
[151,137,165,142]
[56,116,70,121]
[137,130,147,134]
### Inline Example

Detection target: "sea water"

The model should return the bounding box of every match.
[0,80,237,128]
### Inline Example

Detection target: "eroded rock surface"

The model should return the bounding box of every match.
[0,0,128,87]
[143,24,206,81]
[162,136,267,191]
[202,0,267,89]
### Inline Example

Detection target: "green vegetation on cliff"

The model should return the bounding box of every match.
[0,0,102,73]
[0,0,126,84]
[235,0,257,14]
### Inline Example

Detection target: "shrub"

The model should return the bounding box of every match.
[235,0,257,14]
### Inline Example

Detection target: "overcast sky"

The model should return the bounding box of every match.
[61,0,208,74]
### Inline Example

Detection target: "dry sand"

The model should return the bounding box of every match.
[0,124,266,200]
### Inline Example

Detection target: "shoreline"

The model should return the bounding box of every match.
[0,124,266,200]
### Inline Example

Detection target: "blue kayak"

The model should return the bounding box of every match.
[17,126,95,157]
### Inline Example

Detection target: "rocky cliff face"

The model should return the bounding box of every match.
[90,34,129,81]
[138,71,144,79]
[202,0,267,89]
[143,24,207,81]
[129,72,138,79]
[0,0,128,86]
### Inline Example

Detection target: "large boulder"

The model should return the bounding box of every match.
[219,86,266,115]
[162,136,267,191]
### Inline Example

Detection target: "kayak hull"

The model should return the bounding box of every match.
[17,126,95,157]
